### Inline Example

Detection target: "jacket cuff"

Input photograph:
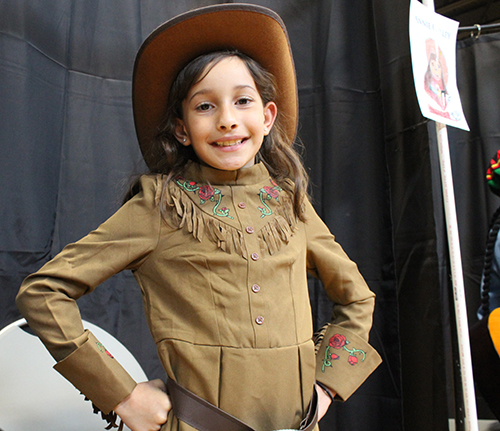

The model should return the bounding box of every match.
[53,330,137,413]
[315,324,381,401]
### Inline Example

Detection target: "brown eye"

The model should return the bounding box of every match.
[196,103,212,111]
[236,97,252,105]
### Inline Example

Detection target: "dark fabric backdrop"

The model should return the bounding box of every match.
[2,1,498,430]
[443,32,500,419]
[448,33,500,320]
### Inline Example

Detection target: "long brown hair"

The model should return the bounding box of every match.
[129,51,309,221]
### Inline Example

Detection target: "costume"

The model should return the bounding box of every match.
[17,161,381,431]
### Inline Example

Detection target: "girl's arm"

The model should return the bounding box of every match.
[16,175,164,414]
[304,199,382,402]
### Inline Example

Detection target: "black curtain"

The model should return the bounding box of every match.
[6,1,491,430]
[443,32,500,419]
[448,33,500,319]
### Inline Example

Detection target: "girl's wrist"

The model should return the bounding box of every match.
[315,381,335,403]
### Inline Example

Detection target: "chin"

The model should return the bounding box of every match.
[211,159,255,171]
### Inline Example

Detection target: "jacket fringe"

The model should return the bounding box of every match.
[83,395,124,431]
[313,323,330,355]
[260,215,294,255]
[162,181,297,259]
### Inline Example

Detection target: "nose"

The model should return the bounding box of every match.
[217,104,237,131]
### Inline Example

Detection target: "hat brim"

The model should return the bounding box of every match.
[132,3,298,169]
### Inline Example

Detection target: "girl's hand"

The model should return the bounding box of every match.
[315,383,334,420]
[114,379,172,431]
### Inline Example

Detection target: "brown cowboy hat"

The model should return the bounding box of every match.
[132,3,298,169]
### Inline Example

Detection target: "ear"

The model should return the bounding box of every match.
[263,101,278,136]
[174,119,190,146]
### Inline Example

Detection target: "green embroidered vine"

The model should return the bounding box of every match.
[96,342,114,359]
[258,179,282,218]
[322,334,366,372]
[175,177,233,219]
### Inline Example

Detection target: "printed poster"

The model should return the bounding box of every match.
[409,0,469,131]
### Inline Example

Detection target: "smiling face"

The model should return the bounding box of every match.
[174,57,277,171]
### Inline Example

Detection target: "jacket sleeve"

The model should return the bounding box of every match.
[304,199,382,401]
[16,175,164,413]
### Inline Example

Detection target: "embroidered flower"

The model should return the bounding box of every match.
[96,342,114,359]
[264,185,280,198]
[321,333,366,372]
[329,334,347,349]
[199,185,215,202]
[258,179,283,218]
[175,177,233,219]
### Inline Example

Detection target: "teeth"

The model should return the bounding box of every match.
[213,139,242,147]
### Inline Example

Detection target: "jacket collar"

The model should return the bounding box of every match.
[182,161,270,186]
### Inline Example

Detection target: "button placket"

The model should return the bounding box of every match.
[232,189,267,343]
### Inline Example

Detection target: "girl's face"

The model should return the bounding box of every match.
[175,57,277,171]
[430,58,442,80]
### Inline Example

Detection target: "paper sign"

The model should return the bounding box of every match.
[409,0,469,131]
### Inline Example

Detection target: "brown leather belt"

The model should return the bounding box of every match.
[167,379,318,431]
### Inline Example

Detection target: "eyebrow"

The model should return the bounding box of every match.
[188,84,258,103]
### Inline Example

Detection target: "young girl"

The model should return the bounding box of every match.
[16,4,381,431]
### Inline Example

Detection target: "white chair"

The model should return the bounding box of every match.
[0,318,148,431]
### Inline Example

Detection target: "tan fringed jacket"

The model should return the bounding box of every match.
[17,161,381,431]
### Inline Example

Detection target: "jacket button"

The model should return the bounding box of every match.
[255,316,264,325]
[238,202,246,209]
[251,252,259,261]
[251,284,261,293]
[246,226,254,234]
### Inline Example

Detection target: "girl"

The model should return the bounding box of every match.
[16,4,381,431]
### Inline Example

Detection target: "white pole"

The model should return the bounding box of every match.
[420,2,478,429]
[435,123,478,431]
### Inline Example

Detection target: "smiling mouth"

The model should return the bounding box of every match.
[212,139,246,147]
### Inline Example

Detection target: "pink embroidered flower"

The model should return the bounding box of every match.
[348,355,358,365]
[264,186,280,198]
[329,334,347,349]
[199,185,215,201]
